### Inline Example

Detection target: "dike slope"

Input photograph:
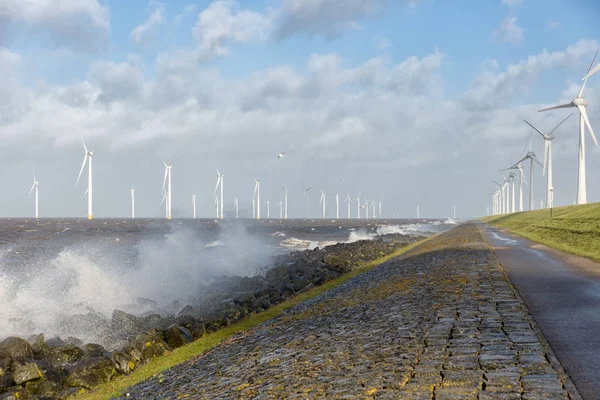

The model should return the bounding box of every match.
[481,202,600,262]
[115,224,577,399]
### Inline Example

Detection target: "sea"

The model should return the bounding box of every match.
[0,218,457,342]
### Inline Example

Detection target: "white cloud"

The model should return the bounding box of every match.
[131,2,165,45]
[502,0,522,7]
[492,17,524,44]
[274,0,382,39]
[192,1,274,60]
[547,20,561,30]
[0,0,109,48]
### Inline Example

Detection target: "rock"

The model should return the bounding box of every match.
[65,357,116,389]
[49,344,85,367]
[164,325,193,349]
[177,305,196,317]
[13,362,44,385]
[111,310,143,338]
[83,343,110,358]
[45,337,65,348]
[112,352,136,375]
[124,330,171,364]
[0,389,26,400]
[175,314,198,330]
[0,337,33,361]
[25,379,60,398]
[65,337,84,348]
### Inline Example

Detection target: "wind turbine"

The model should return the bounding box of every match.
[76,140,94,220]
[233,197,239,219]
[267,200,270,219]
[364,198,369,219]
[335,193,340,219]
[416,205,419,219]
[503,163,527,212]
[28,172,39,219]
[192,194,196,219]
[378,201,382,218]
[213,195,219,219]
[131,187,135,219]
[499,168,510,214]
[370,199,376,219]
[511,138,543,211]
[319,190,326,219]
[159,158,172,220]
[523,114,573,209]
[357,196,361,219]
[160,189,168,218]
[215,169,224,220]
[253,178,261,220]
[538,48,599,205]
[280,185,288,219]
[279,200,283,219]
[453,206,456,220]
[301,183,313,219]
[344,194,351,219]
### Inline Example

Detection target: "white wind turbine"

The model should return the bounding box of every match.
[416,205,419,219]
[301,183,313,219]
[538,49,599,205]
[344,193,351,219]
[453,206,456,220]
[511,137,543,211]
[503,162,527,213]
[28,172,39,219]
[492,180,504,214]
[370,199,376,219]
[279,200,283,219]
[76,140,94,220]
[356,196,361,219]
[253,178,261,220]
[498,169,510,214]
[523,113,573,209]
[319,190,326,219]
[364,198,369,219]
[215,169,224,220]
[267,200,270,219]
[335,193,340,219]
[159,158,172,220]
[192,194,196,219]
[378,201,382,219]
[213,195,219,219]
[131,187,135,219]
[233,197,239,219]
[280,185,288,219]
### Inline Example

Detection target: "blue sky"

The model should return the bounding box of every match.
[1,0,600,218]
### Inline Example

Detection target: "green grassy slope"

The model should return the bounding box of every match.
[481,202,600,262]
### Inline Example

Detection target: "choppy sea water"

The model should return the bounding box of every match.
[0,217,456,342]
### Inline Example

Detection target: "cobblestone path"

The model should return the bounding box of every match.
[118,224,577,399]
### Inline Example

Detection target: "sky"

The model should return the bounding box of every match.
[1,0,600,219]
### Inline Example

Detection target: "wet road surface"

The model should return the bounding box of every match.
[481,223,600,400]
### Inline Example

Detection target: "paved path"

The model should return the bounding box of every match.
[481,224,600,400]
[118,224,575,399]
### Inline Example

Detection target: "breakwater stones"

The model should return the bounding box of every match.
[0,235,416,399]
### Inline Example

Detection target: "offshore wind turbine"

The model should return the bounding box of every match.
[378,201,382,218]
[192,194,196,219]
[28,172,39,219]
[523,113,573,209]
[233,197,239,219]
[364,198,369,219]
[280,185,288,219]
[371,199,376,219]
[253,178,261,220]
[267,200,270,219]
[159,158,172,220]
[279,200,283,219]
[216,169,224,219]
[345,193,351,219]
[301,183,313,219]
[416,205,420,219]
[319,190,326,219]
[76,140,94,220]
[538,49,599,204]
[335,193,340,219]
[131,187,135,219]
[357,196,361,219]
[213,195,219,219]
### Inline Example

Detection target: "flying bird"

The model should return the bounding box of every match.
[278,152,285,159]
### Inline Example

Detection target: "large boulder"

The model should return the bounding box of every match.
[64,357,116,390]
[124,330,171,365]
[12,362,44,385]
[112,352,136,375]
[111,310,143,339]
[0,337,33,361]
[83,343,110,359]
[48,344,85,367]
[164,325,193,349]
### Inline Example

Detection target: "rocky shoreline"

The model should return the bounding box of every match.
[0,233,420,399]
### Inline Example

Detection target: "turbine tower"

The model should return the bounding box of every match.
[279,200,283,219]
[371,199,376,219]
[538,49,599,205]
[233,197,239,219]
[253,178,261,220]
[28,172,39,219]
[524,114,573,209]
[215,169,224,220]
[301,183,313,219]
[512,145,542,211]
[192,194,196,219]
[267,200,270,219]
[76,140,94,220]
[357,196,361,219]
[416,205,419,219]
[131,187,135,219]
[319,190,326,219]
[364,198,369,219]
[345,193,351,219]
[159,158,172,220]
[335,193,340,219]
[378,201,382,219]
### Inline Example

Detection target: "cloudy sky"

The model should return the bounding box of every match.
[1,0,599,219]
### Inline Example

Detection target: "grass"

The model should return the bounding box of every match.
[77,236,434,400]
[480,202,600,262]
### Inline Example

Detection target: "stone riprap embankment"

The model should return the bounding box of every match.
[0,236,417,399]
[116,224,576,399]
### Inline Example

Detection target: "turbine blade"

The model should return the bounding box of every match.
[160,191,167,205]
[523,119,546,137]
[82,138,88,153]
[75,154,88,187]
[28,183,35,197]
[538,103,573,112]
[157,156,167,167]
[583,63,600,81]
[580,48,599,88]
[549,113,573,134]
[81,188,89,199]
[214,176,221,194]
[532,155,544,168]
[162,167,168,193]
[578,105,599,146]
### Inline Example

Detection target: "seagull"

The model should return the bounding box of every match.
[278,152,285,159]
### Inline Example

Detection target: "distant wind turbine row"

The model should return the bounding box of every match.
[488,49,600,215]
